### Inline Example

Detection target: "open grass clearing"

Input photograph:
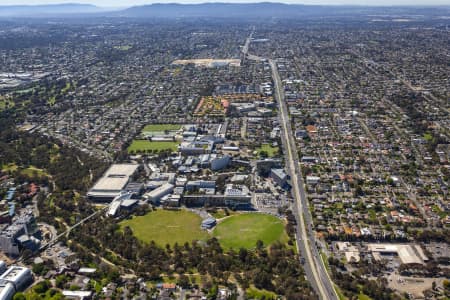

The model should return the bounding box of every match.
[20,166,48,178]
[1,163,18,172]
[142,124,181,132]
[128,140,179,153]
[256,143,279,157]
[0,98,15,111]
[246,286,278,299]
[212,213,288,250]
[120,209,208,247]
[1,163,48,178]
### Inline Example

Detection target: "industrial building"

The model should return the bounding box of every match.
[87,164,139,201]
[367,243,428,265]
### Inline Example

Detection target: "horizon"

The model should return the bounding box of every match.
[1,0,450,8]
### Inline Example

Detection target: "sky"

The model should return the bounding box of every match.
[1,0,449,7]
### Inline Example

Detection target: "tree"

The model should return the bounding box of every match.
[443,279,450,291]
[178,274,190,289]
[13,293,26,300]
[34,280,51,294]
[256,240,264,250]
[259,150,268,158]
[254,270,272,290]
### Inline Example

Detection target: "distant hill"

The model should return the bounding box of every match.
[0,3,103,17]
[0,2,448,19]
[120,2,333,18]
[118,2,449,19]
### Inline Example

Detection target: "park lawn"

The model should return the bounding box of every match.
[142,124,181,132]
[20,166,48,177]
[120,209,208,247]
[128,140,179,153]
[47,96,56,106]
[213,213,288,250]
[1,163,48,178]
[61,82,72,94]
[0,98,14,111]
[256,143,279,157]
[423,132,433,141]
[1,163,18,172]
[246,286,278,300]
[358,293,372,300]
[431,205,448,219]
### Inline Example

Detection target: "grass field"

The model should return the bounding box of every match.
[20,166,48,178]
[213,213,288,250]
[423,132,433,141]
[120,209,208,247]
[1,163,48,178]
[358,293,372,300]
[47,96,56,106]
[142,124,181,132]
[128,140,179,153]
[256,143,279,157]
[246,286,278,299]
[0,98,15,111]
[1,163,18,172]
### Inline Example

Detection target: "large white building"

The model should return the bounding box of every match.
[367,244,428,265]
[87,164,139,201]
[143,183,174,203]
[0,281,15,300]
[0,266,32,292]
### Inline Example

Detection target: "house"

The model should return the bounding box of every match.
[306,176,320,185]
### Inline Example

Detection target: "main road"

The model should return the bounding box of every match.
[240,31,336,299]
[269,59,338,300]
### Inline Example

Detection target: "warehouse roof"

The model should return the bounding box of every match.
[368,243,427,265]
[88,164,138,199]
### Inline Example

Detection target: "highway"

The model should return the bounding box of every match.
[241,29,337,299]
[269,59,338,300]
